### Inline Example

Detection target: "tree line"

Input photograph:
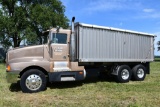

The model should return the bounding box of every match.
[0,0,69,50]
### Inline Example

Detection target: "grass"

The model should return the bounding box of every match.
[0,61,160,107]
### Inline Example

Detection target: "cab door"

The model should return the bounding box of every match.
[51,33,68,61]
[50,33,70,72]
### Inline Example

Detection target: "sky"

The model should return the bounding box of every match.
[61,0,160,55]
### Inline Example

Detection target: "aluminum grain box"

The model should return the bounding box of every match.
[75,23,155,62]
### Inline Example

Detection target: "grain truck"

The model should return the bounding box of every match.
[6,17,155,93]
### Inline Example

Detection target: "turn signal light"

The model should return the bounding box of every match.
[6,65,11,71]
[79,71,83,75]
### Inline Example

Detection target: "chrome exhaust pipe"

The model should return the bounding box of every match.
[70,17,76,61]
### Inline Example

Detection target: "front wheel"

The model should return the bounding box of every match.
[20,69,46,93]
[132,64,146,81]
[116,65,132,83]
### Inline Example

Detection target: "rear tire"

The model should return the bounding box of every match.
[116,65,132,83]
[20,69,46,93]
[132,64,146,81]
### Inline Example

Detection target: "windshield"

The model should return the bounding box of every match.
[52,33,67,44]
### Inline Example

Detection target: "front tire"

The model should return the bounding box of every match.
[132,64,146,81]
[20,69,46,93]
[116,65,132,83]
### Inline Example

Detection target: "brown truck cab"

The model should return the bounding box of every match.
[6,18,86,93]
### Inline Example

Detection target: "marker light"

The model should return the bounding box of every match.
[79,71,83,75]
[6,65,11,71]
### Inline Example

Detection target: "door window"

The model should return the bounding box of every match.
[52,33,67,44]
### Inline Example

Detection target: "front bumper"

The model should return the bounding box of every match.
[6,72,19,83]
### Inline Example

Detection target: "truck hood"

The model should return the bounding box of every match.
[7,45,44,63]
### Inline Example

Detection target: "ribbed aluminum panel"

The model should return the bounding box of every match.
[75,23,155,62]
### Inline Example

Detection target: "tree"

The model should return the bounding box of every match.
[0,0,69,49]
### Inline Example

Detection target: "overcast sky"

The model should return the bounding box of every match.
[61,0,160,55]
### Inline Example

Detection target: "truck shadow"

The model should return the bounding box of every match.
[9,74,115,92]
[9,81,21,92]
[48,74,115,89]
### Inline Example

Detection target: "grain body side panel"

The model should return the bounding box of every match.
[75,23,154,62]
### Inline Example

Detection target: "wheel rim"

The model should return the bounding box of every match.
[25,74,42,91]
[121,69,129,80]
[137,68,144,78]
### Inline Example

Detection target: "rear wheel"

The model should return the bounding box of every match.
[20,69,46,93]
[132,64,146,81]
[116,65,132,83]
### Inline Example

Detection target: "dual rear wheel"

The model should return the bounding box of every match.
[115,64,146,83]
[132,64,146,81]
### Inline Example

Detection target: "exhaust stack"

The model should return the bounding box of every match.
[70,17,76,61]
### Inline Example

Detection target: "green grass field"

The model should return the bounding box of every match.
[0,61,160,107]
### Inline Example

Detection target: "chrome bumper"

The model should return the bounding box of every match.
[6,72,19,83]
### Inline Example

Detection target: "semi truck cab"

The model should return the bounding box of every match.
[6,18,86,93]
